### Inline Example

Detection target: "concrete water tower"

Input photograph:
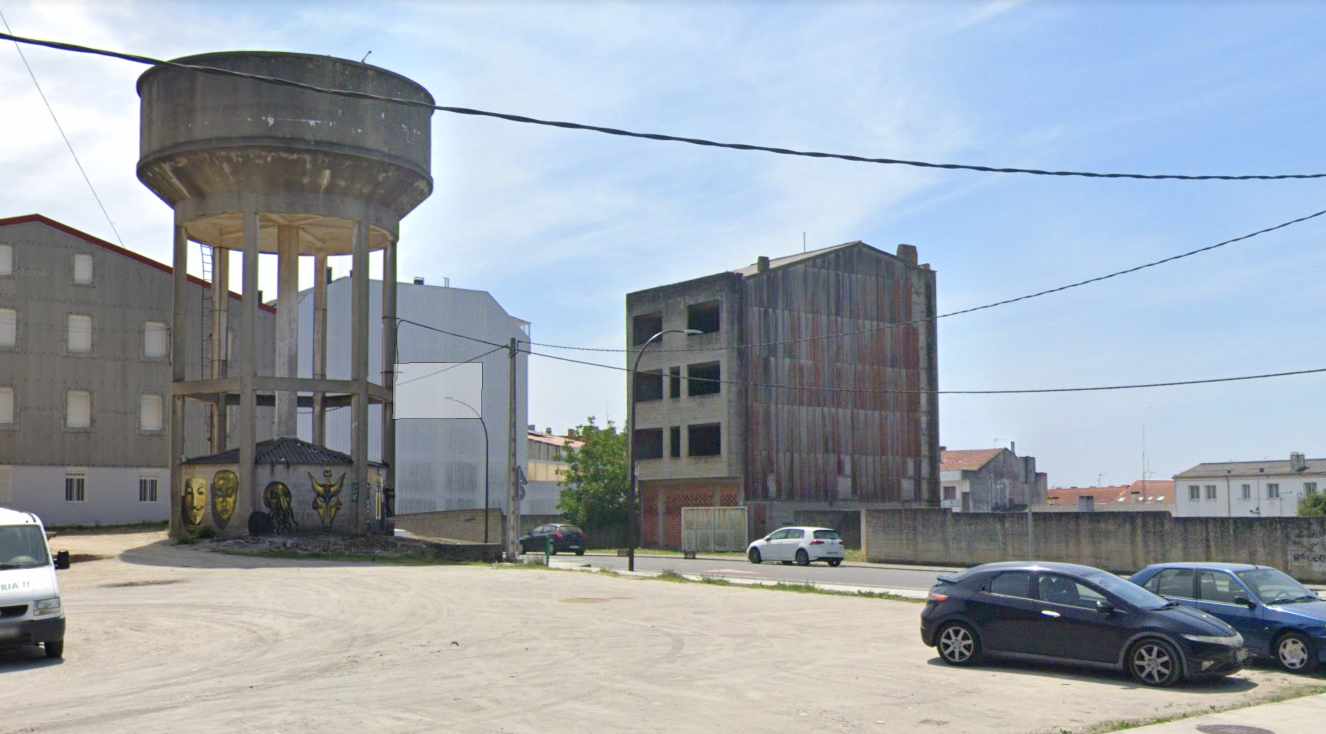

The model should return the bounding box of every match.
[136,52,433,537]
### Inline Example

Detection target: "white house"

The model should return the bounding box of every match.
[1173,453,1324,517]
[296,278,529,516]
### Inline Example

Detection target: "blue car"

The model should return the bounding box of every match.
[1131,563,1326,674]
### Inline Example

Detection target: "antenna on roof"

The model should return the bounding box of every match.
[802,231,807,253]
[361,50,373,63]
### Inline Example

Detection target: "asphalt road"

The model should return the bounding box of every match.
[558,553,956,590]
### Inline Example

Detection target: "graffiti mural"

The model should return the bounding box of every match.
[181,476,208,528]
[211,470,239,529]
[309,469,346,529]
[263,481,297,534]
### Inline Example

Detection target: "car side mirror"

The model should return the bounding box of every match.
[54,550,71,570]
[1233,595,1255,609]
[1095,599,1115,615]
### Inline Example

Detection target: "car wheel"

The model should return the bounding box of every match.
[575,549,585,556]
[44,640,63,660]
[780,561,793,565]
[936,623,981,666]
[1275,632,1319,674]
[828,559,842,567]
[795,549,810,566]
[1128,639,1183,687]
[748,548,762,564]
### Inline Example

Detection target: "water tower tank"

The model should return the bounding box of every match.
[137,51,433,252]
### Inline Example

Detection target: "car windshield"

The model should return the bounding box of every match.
[0,525,50,570]
[813,530,840,540]
[1236,568,1318,604]
[1086,571,1168,610]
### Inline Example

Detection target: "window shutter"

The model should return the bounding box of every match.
[67,390,91,428]
[73,253,93,284]
[144,321,169,358]
[68,314,92,353]
[0,308,14,347]
[140,395,163,431]
[0,386,12,424]
[0,244,12,275]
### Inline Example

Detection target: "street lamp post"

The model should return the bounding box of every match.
[445,396,490,544]
[628,328,701,572]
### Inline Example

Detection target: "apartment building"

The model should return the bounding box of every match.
[0,214,274,525]
[1174,453,1324,517]
[627,241,939,548]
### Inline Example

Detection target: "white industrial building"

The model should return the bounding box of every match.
[296,278,529,515]
[1173,452,1324,517]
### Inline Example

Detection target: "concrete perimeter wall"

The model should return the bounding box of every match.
[863,509,1326,583]
[396,509,503,543]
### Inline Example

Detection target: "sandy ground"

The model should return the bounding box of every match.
[0,531,1319,734]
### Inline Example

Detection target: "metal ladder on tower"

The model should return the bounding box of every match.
[199,243,214,447]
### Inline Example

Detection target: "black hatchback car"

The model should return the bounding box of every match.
[921,561,1247,686]
[518,523,587,555]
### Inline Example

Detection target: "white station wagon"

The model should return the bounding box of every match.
[746,526,845,567]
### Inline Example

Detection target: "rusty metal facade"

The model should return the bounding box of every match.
[742,245,938,506]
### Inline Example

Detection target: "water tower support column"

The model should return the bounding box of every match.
[351,219,370,531]
[169,223,188,538]
[312,254,328,446]
[275,224,300,437]
[239,211,260,515]
[381,238,397,527]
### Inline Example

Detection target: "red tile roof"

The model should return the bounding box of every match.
[0,213,275,313]
[941,448,1003,472]
[528,432,584,449]
[1047,480,1175,507]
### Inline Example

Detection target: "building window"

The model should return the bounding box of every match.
[1305,482,1318,496]
[144,321,169,359]
[67,313,93,353]
[66,390,91,429]
[942,485,957,501]
[65,473,86,502]
[633,370,663,402]
[686,300,720,334]
[0,244,11,275]
[631,313,662,345]
[0,386,12,425]
[1188,485,1201,501]
[1267,483,1280,499]
[140,394,163,432]
[633,428,663,460]
[73,253,93,284]
[669,427,681,458]
[669,366,681,399]
[688,423,721,457]
[1205,484,1217,500]
[1241,483,1251,500]
[139,477,159,502]
[0,308,14,348]
[687,362,721,397]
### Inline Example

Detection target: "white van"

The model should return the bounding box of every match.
[0,508,69,659]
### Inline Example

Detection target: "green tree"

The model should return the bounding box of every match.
[557,417,629,531]
[1299,493,1326,517]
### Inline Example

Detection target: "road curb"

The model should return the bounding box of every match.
[549,559,929,600]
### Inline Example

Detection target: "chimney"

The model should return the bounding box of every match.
[413,276,425,285]
[1010,440,1016,455]
[896,243,918,266]
[756,256,770,273]
[1291,452,1308,472]
[443,276,451,288]
[325,265,333,284]
[527,424,536,433]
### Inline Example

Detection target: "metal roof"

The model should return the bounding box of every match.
[1174,458,1326,479]
[183,437,373,466]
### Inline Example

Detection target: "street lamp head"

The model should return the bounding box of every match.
[683,328,703,336]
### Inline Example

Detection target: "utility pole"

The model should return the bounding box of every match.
[506,337,520,561]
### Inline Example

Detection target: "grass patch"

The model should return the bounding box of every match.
[48,521,168,536]
[1082,682,1326,733]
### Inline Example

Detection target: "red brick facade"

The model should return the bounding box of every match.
[641,480,742,549]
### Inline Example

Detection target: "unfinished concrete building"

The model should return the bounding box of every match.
[136,52,433,537]
[627,242,939,549]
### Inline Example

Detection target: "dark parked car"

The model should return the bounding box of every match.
[1131,563,1326,674]
[921,561,1247,687]
[519,524,586,555]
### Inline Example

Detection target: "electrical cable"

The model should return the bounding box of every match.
[519,346,1326,396]
[525,205,1326,353]
[4,30,1326,182]
[0,18,125,247]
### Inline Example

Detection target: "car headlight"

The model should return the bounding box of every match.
[1183,633,1242,647]
[32,597,62,617]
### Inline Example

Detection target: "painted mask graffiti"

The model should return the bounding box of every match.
[309,469,346,529]
[181,477,208,528]
[263,481,297,534]
[211,470,239,529]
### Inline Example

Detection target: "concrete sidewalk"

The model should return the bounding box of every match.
[1127,692,1326,732]
[547,557,931,599]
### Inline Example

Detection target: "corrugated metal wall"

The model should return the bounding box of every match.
[743,246,937,505]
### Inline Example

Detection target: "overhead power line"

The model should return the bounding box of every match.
[4,30,1326,182]
[526,205,1326,354]
[395,315,1326,396]
[0,18,124,247]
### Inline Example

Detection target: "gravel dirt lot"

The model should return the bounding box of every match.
[0,531,1319,734]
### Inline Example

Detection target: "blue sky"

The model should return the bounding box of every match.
[4,0,1325,486]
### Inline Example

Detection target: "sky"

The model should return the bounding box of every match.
[3,0,1325,487]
